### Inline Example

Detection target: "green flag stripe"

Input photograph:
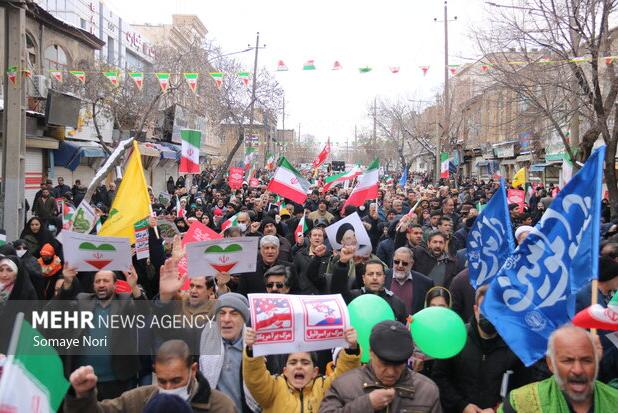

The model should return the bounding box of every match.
[180,130,201,147]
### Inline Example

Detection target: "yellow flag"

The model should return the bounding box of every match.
[512,167,526,188]
[99,141,150,243]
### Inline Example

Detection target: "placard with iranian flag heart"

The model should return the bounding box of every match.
[62,231,131,272]
[186,236,258,277]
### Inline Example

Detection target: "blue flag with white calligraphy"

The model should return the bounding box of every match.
[467,178,516,289]
[399,165,408,188]
[481,146,605,366]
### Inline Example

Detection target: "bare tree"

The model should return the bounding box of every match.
[475,0,618,213]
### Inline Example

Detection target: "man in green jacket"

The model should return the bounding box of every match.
[500,325,618,413]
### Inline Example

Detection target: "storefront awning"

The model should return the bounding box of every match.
[159,142,181,161]
[138,143,161,158]
[53,140,106,171]
[530,163,549,172]
[474,160,489,167]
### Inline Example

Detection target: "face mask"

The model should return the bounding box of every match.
[478,314,497,336]
[238,223,247,232]
[159,379,191,401]
[16,249,27,258]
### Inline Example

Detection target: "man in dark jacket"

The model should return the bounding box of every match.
[320,320,442,412]
[293,227,331,294]
[52,176,72,198]
[385,247,434,316]
[432,285,529,413]
[330,245,407,323]
[413,231,459,288]
[32,188,57,227]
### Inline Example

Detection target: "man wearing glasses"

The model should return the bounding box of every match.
[385,247,434,316]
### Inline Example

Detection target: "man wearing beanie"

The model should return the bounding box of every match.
[199,292,260,412]
[320,320,441,412]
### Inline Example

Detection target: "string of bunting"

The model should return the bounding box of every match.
[4,54,617,89]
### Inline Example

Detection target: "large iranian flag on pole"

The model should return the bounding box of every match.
[267,157,310,204]
[322,166,362,192]
[179,129,201,174]
[440,152,450,179]
[343,159,379,207]
[0,314,69,413]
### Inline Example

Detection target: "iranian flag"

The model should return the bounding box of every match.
[573,294,618,331]
[69,70,86,83]
[343,159,379,207]
[277,60,288,71]
[303,60,316,70]
[49,70,62,82]
[244,147,258,169]
[129,72,144,89]
[322,166,361,192]
[440,152,450,179]
[179,129,201,174]
[184,72,199,93]
[266,154,276,170]
[103,71,119,86]
[210,72,223,88]
[0,315,69,413]
[221,212,239,233]
[295,212,308,244]
[312,140,330,168]
[156,72,170,92]
[268,157,310,205]
[238,71,251,87]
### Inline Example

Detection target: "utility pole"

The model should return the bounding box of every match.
[246,32,266,165]
[1,1,26,239]
[373,97,377,147]
[434,1,456,183]
[298,123,301,143]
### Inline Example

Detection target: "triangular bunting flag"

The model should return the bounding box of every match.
[6,66,17,85]
[210,72,223,88]
[237,71,251,87]
[448,65,459,75]
[184,72,199,93]
[70,70,86,83]
[277,60,288,71]
[103,71,119,86]
[359,66,372,73]
[605,56,615,65]
[22,69,32,79]
[389,66,400,73]
[420,66,429,76]
[332,61,343,70]
[156,73,170,92]
[49,70,63,82]
[303,60,316,70]
[129,72,144,90]
[480,64,491,72]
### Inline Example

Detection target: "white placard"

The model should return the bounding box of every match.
[62,231,131,272]
[186,236,258,278]
[249,293,350,356]
[324,212,372,256]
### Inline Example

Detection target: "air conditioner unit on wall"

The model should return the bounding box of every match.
[27,75,49,98]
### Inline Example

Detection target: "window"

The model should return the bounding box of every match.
[25,32,37,68]
[44,44,69,70]
[107,36,115,65]
[80,18,86,29]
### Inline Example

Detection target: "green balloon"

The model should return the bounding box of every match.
[348,294,395,362]
[411,307,467,359]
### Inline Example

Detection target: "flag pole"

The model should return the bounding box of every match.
[6,312,23,356]
[591,280,599,335]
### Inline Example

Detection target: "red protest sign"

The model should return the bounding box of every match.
[249,177,260,188]
[229,167,244,190]
[507,189,525,213]
[178,221,222,289]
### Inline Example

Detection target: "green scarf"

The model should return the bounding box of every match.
[503,377,618,413]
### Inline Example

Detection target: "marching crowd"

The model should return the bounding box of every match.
[1,168,618,413]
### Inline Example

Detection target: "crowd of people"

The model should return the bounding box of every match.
[1,167,617,413]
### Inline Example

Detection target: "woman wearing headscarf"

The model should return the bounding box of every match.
[0,255,38,353]
[19,216,56,258]
[12,239,45,300]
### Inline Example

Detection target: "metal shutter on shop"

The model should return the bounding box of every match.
[25,148,44,209]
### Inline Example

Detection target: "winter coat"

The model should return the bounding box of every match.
[330,260,408,323]
[63,371,236,413]
[449,269,475,323]
[319,363,442,413]
[243,347,361,413]
[33,196,57,219]
[293,247,331,294]
[432,318,530,413]
[412,247,459,288]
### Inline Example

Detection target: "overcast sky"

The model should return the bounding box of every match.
[107,0,488,146]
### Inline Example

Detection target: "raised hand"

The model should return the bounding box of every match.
[69,365,98,398]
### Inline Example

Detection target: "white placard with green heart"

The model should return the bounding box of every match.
[186,236,259,278]
[62,231,131,272]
